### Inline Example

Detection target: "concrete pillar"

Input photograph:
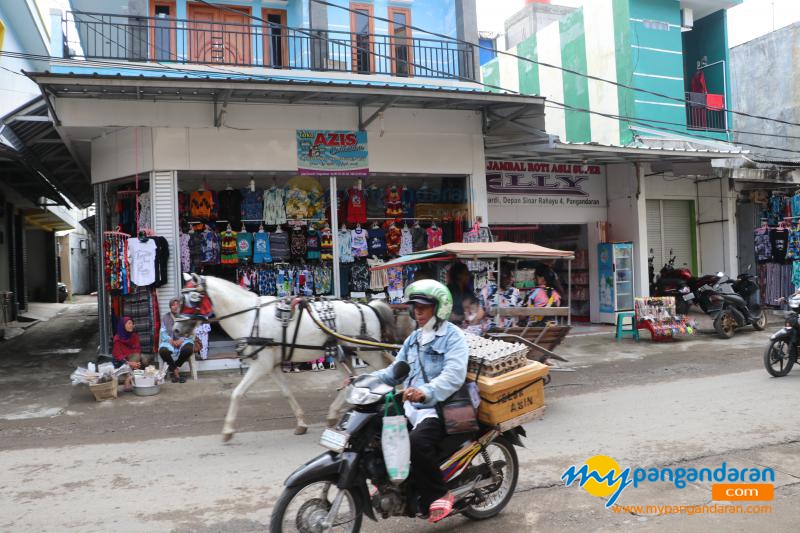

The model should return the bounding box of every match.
[455,0,479,80]
[309,0,329,70]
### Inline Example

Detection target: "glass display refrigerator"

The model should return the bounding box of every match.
[597,242,635,324]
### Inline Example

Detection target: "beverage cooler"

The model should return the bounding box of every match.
[597,242,635,324]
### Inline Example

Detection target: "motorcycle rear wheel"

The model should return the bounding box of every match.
[714,311,737,339]
[270,478,362,533]
[463,437,519,521]
[752,310,767,331]
[763,339,795,377]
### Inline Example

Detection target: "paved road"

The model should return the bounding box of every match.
[1,304,798,532]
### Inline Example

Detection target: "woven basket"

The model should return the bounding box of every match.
[89,378,118,401]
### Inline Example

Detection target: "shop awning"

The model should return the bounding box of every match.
[0,96,92,207]
[372,241,574,270]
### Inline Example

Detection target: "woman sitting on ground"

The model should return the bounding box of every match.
[112,316,152,390]
[159,296,195,384]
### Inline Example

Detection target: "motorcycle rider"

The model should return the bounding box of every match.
[369,279,469,523]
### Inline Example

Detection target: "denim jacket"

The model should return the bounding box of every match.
[373,321,468,408]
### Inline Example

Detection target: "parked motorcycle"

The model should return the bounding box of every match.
[764,293,800,377]
[653,249,695,315]
[270,362,524,532]
[692,270,767,338]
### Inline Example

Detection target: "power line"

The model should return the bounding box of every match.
[310,0,800,130]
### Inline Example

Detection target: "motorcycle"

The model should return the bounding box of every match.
[764,293,800,377]
[692,270,767,339]
[653,249,695,315]
[270,362,524,532]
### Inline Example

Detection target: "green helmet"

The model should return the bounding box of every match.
[404,279,453,321]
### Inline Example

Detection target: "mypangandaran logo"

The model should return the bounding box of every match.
[561,455,775,507]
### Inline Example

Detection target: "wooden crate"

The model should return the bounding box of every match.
[467,361,548,425]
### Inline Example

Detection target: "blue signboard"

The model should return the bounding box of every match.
[297,130,368,176]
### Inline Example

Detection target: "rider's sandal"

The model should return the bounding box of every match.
[427,493,454,524]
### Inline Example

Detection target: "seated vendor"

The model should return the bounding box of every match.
[479,264,521,331]
[159,296,195,384]
[462,294,486,336]
[526,268,562,326]
[112,316,153,390]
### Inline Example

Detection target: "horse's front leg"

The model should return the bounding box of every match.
[270,365,309,435]
[222,356,270,442]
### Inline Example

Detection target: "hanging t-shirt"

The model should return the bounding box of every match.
[350,263,371,292]
[127,237,157,286]
[754,227,772,263]
[792,194,800,218]
[189,190,214,219]
[138,192,151,231]
[351,228,369,257]
[178,192,190,220]
[217,189,242,226]
[385,187,403,218]
[365,187,384,219]
[201,230,219,264]
[220,231,238,264]
[367,228,386,257]
[290,228,307,259]
[179,232,191,273]
[253,232,272,263]
[401,186,415,221]
[237,232,253,262]
[411,225,427,252]
[427,226,443,248]
[338,229,354,263]
[770,227,790,263]
[399,226,413,256]
[263,186,287,225]
[386,224,401,256]
[346,188,367,224]
[320,227,333,261]
[270,231,290,262]
[188,231,203,272]
[306,229,321,260]
[240,188,264,223]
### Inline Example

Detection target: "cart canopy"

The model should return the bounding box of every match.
[372,241,575,270]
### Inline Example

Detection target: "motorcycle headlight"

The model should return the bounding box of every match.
[346,386,383,406]
[680,286,691,294]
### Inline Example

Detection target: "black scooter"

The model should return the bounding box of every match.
[693,270,767,338]
[764,293,800,376]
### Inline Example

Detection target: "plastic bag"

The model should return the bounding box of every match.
[381,392,410,483]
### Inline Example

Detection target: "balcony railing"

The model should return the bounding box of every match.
[62,11,475,81]
[686,91,727,132]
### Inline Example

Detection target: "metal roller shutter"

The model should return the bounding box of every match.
[151,170,180,316]
[646,200,664,270]
[647,200,693,274]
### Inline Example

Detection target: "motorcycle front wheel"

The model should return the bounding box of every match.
[763,339,795,377]
[714,310,737,339]
[270,478,362,533]
[463,437,519,521]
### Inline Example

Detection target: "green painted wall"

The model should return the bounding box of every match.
[560,8,590,142]
[517,37,539,96]
[614,0,634,144]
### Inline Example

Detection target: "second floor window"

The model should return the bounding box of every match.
[351,3,374,74]
[389,7,412,77]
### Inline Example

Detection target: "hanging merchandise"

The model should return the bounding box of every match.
[201,227,220,265]
[237,231,253,263]
[194,322,211,360]
[178,191,190,220]
[285,185,311,219]
[220,229,239,265]
[347,186,367,224]
[767,194,786,226]
[411,223,427,252]
[314,265,333,295]
[320,225,333,260]
[188,230,204,272]
[270,230,290,262]
[792,193,800,218]
[385,223,401,256]
[367,257,389,291]
[290,226,308,259]
[276,267,293,297]
[263,185,288,225]
[350,262,371,292]
[753,225,771,262]
[351,227,369,258]
[401,186,415,223]
[240,186,264,223]
[771,226,790,263]
[121,287,160,354]
[307,188,327,222]
[338,226,354,263]
[152,235,170,288]
[128,235,157,287]
[306,226,322,260]
[253,230,271,264]
[387,266,404,302]
[218,187,243,226]
[399,225,413,256]
[103,233,131,294]
[441,217,454,244]
[367,226,386,257]
[190,189,214,219]
[385,185,403,218]
[138,191,151,231]
[366,185,384,219]
[427,224,443,248]
[179,232,191,273]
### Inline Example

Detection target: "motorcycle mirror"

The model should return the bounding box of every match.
[717,272,725,277]
[393,361,410,382]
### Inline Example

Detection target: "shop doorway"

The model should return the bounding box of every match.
[646,200,697,278]
[187,3,252,65]
[490,224,590,321]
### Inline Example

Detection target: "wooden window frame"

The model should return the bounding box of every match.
[261,8,289,68]
[388,6,413,77]
[350,3,375,74]
[149,1,177,62]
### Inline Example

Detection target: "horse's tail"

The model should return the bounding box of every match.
[368,300,399,344]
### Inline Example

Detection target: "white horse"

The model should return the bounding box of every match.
[174,274,400,439]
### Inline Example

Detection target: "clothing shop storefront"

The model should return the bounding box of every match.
[35,74,544,362]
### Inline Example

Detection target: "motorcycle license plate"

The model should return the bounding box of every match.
[683,293,695,301]
[320,428,349,453]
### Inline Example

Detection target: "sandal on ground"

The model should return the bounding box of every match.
[427,493,454,524]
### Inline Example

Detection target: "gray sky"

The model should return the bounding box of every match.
[476,0,800,49]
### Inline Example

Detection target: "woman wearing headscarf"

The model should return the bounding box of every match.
[112,316,146,391]
[159,296,195,383]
